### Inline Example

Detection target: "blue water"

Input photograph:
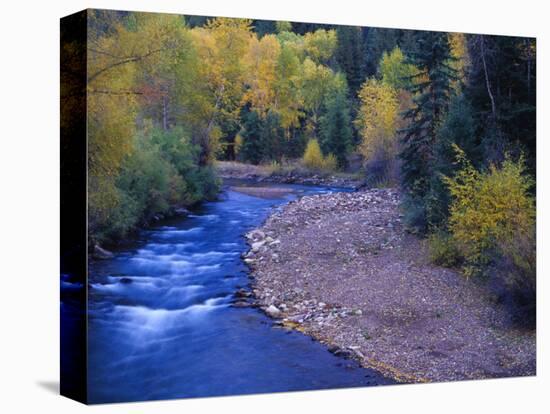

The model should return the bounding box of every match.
[86,183,392,403]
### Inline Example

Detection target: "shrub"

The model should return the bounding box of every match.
[490,226,536,325]
[322,153,338,172]
[191,165,222,201]
[88,175,123,244]
[363,145,399,188]
[302,139,325,170]
[114,134,174,224]
[90,127,221,243]
[401,195,428,235]
[433,145,535,325]
[264,160,282,175]
[149,126,199,176]
[443,146,536,291]
[301,139,338,173]
[428,231,462,267]
[443,145,535,279]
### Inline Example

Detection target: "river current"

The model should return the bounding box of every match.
[84,182,391,403]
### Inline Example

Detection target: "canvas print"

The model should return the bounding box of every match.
[60,9,536,404]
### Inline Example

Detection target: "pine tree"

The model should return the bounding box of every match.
[335,26,367,96]
[239,109,263,164]
[239,109,286,164]
[399,32,458,232]
[259,111,285,161]
[426,94,480,228]
[465,35,536,171]
[363,27,400,78]
[319,89,353,168]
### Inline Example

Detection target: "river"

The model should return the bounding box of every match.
[85,181,392,403]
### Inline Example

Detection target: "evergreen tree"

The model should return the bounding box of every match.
[335,26,367,96]
[259,111,285,161]
[240,109,286,164]
[426,94,480,228]
[252,19,277,37]
[399,32,458,233]
[363,27,401,77]
[239,109,263,164]
[465,35,536,172]
[319,90,353,167]
[290,22,331,35]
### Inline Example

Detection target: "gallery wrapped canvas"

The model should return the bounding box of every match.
[60,8,536,404]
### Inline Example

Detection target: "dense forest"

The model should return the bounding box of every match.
[75,11,535,317]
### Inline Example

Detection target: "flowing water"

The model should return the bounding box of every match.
[85,182,392,403]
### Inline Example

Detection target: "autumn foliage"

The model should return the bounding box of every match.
[83,11,536,318]
[302,139,336,172]
[443,146,535,279]
[355,79,400,161]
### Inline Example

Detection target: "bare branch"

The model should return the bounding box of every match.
[87,48,165,84]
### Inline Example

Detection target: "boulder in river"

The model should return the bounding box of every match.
[235,288,252,298]
[232,300,252,308]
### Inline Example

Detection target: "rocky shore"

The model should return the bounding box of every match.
[242,189,536,383]
[216,160,362,189]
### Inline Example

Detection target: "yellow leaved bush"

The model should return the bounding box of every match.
[443,145,535,277]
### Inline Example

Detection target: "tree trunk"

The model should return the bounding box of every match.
[162,95,168,130]
[479,35,497,121]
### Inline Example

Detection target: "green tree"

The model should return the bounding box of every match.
[259,111,286,161]
[379,46,417,90]
[300,58,344,139]
[319,86,353,168]
[335,26,367,96]
[426,94,480,228]
[239,108,286,164]
[275,21,292,33]
[363,27,401,77]
[465,35,536,171]
[303,29,338,65]
[239,109,264,164]
[399,32,458,233]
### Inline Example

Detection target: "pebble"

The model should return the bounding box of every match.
[265,305,282,318]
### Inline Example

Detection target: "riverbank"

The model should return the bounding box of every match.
[216,160,362,189]
[87,182,392,402]
[91,206,192,259]
[244,188,536,383]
